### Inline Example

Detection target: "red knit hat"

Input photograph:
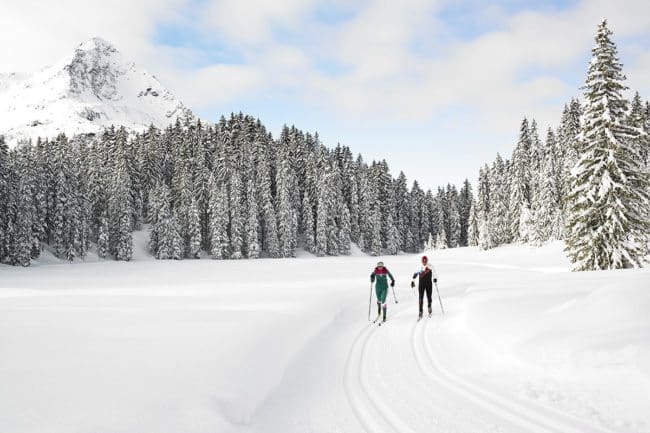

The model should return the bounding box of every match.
[422,255,428,263]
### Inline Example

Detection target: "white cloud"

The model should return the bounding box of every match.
[0,0,187,73]
[2,0,649,189]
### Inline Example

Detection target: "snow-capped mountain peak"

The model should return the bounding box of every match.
[0,37,191,145]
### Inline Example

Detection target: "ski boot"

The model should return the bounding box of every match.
[418,310,423,321]
[428,305,433,318]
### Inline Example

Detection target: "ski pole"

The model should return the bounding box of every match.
[434,282,445,315]
[368,282,373,321]
[391,284,398,304]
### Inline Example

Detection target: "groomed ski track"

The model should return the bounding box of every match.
[343,301,618,433]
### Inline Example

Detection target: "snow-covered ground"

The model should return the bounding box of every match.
[1,238,648,433]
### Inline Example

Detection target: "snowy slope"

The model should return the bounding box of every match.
[0,242,648,433]
[0,37,190,145]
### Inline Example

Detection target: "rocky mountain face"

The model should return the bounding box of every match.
[0,37,191,145]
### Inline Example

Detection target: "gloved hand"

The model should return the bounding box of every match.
[434,278,437,283]
[390,280,395,287]
[412,273,417,279]
[410,281,415,288]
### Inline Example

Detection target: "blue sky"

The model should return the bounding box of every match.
[2,0,649,190]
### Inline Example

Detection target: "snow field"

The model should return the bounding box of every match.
[1,241,648,432]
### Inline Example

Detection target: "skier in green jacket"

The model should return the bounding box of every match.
[370,261,395,323]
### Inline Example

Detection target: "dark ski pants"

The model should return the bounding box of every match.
[419,286,432,313]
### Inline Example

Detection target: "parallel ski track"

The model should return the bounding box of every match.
[413,316,616,433]
[344,310,418,433]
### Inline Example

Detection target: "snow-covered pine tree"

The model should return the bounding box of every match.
[528,119,544,203]
[97,213,109,259]
[509,118,534,243]
[467,199,479,247]
[276,148,295,258]
[369,205,382,256]
[565,20,650,270]
[13,144,38,266]
[629,92,649,175]
[108,151,133,261]
[424,232,434,251]
[0,136,8,262]
[394,172,410,251]
[315,172,329,257]
[207,175,229,259]
[186,197,201,259]
[458,179,473,246]
[435,228,447,250]
[487,154,509,246]
[339,203,352,255]
[476,165,492,249]
[409,181,425,251]
[256,134,279,257]
[228,170,244,259]
[301,192,315,253]
[557,99,583,225]
[149,183,182,260]
[245,177,260,259]
[532,128,561,244]
[355,156,371,252]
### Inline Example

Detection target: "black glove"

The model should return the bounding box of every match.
[390,280,395,287]
[412,273,417,279]
[410,281,415,288]
[434,278,437,283]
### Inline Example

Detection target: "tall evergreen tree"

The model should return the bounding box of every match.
[565,20,649,270]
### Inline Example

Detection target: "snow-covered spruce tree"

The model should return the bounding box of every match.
[207,176,229,259]
[186,197,201,259]
[301,192,315,253]
[97,213,109,259]
[467,199,479,247]
[509,118,534,243]
[228,170,244,259]
[532,129,561,244]
[108,152,133,261]
[149,183,182,260]
[0,136,8,262]
[409,181,425,251]
[355,156,371,251]
[339,203,352,255]
[435,228,447,250]
[276,149,296,258]
[424,232,434,250]
[557,99,583,226]
[629,92,649,175]
[447,191,461,248]
[487,154,509,247]
[394,172,410,251]
[528,119,544,203]
[458,179,473,246]
[565,20,650,270]
[256,136,279,258]
[32,138,48,255]
[476,165,492,249]
[13,144,38,266]
[325,161,341,256]
[315,176,329,257]
[245,178,260,259]
[369,205,382,256]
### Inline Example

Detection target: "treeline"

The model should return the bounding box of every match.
[469,20,649,271]
[0,114,473,266]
